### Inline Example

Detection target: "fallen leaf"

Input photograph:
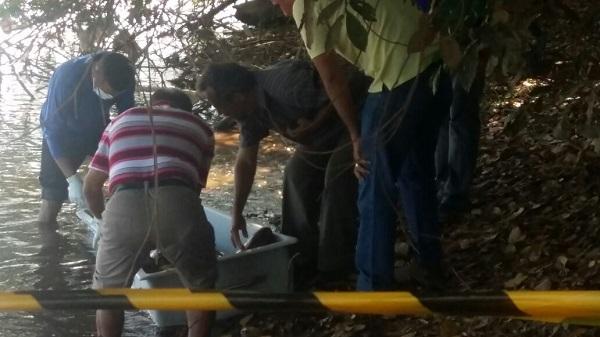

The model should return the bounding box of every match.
[504,273,528,288]
[504,244,517,255]
[239,314,254,326]
[240,327,261,337]
[508,226,525,244]
[534,277,552,290]
[556,255,568,270]
[528,246,542,262]
[512,207,525,217]
[459,239,472,250]
[439,318,460,337]
[491,9,510,25]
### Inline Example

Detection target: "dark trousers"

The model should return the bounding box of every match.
[281,134,358,274]
[39,138,89,202]
[435,70,486,211]
[356,65,452,290]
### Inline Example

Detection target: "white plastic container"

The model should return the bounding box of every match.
[77,207,297,328]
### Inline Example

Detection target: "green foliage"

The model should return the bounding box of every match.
[310,0,375,55]
[348,0,376,22]
[0,0,23,17]
[317,0,343,24]
[345,11,368,51]
[324,15,344,51]
[433,0,489,33]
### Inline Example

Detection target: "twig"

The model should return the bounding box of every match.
[10,64,35,100]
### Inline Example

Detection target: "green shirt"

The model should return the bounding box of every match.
[293,0,439,93]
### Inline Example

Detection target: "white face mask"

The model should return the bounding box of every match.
[94,86,114,100]
[93,78,114,100]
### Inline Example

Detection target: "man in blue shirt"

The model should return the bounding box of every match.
[38,52,135,244]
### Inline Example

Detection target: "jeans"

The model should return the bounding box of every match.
[355,64,452,290]
[435,70,486,211]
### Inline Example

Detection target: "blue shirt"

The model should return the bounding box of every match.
[40,53,135,158]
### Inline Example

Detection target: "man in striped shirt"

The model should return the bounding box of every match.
[83,88,216,337]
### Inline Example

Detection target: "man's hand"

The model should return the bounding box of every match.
[230,213,249,250]
[352,137,369,179]
[66,174,87,208]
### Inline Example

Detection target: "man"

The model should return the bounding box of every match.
[271,0,452,290]
[38,51,135,243]
[198,60,367,288]
[83,88,217,337]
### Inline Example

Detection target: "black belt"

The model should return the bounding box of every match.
[114,179,194,193]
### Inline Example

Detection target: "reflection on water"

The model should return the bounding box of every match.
[0,74,289,336]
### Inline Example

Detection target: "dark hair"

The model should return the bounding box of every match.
[197,63,256,102]
[96,52,135,92]
[150,88,193,112]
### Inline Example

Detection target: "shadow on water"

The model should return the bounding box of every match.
[29,237,95,337]
[0,225,96,337]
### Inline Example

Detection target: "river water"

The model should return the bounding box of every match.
[0,75,288,336]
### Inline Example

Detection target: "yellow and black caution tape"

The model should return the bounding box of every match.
[1,289,600,325]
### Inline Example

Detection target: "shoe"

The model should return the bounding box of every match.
[314,269,356,290]
[394,260,448,292]
[438,199,470,223]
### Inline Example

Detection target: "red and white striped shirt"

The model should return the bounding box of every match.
[89,104,214,193]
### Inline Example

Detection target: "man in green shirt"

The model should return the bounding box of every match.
[272,0,452,290]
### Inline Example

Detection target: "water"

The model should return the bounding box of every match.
[0,74,289,336]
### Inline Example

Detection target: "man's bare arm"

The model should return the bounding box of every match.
[311,51,369,177]
[83,169,108,218]
[230,144,259,249]
[312,52,360,140]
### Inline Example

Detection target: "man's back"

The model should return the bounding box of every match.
[89,104,214,193]
[241,59,369,149]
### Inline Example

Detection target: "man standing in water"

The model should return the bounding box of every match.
[84,88,217,337]
[38,52,135,245]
